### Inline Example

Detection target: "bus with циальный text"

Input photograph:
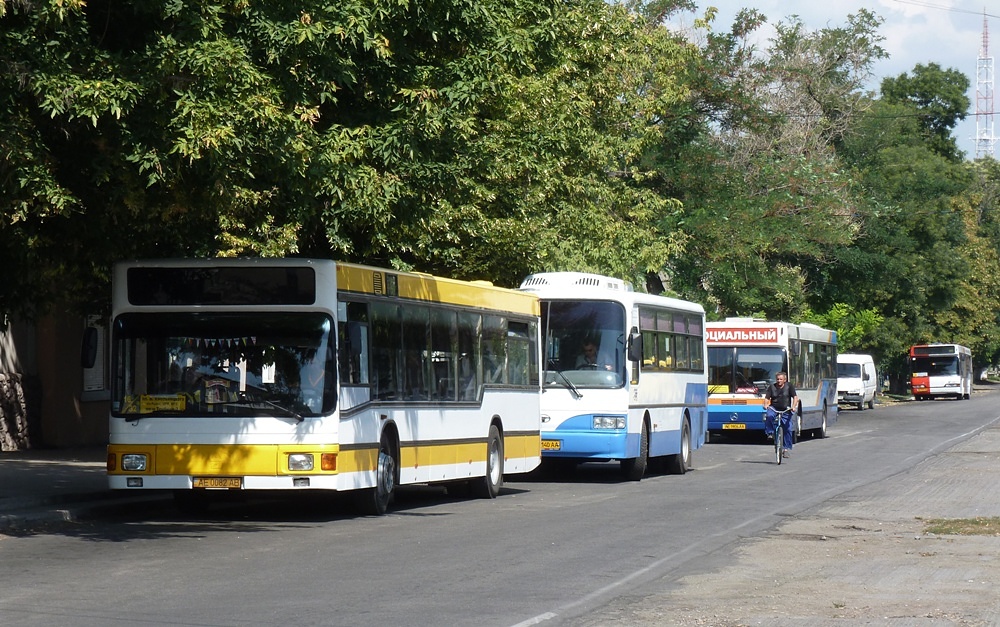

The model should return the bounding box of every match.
[706,318,838,440]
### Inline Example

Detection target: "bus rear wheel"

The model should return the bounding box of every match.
[472,425,503,499]
[665,418,691,475]
[813,406,828,439]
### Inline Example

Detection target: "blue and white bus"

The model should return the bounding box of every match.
[706,318,838,440]
[519,272,707,479]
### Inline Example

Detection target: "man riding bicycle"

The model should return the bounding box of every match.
[764,371,799,458]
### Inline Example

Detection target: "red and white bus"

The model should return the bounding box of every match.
[910,344,973,401]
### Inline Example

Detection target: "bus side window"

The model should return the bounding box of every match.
[674,335,689,370]
[641,330,657,370]
[507,321,530,386]
[430,308,458,401]
[370,301,401,400]
[339,301,370,386]
[457,313,480,401]
[482,315,506,384]
[660,334,673,370]
[402,306,430,401]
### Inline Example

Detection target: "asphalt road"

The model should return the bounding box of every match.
[1,393,997,627]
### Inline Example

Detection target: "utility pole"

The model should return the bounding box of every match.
[976,12,996,159]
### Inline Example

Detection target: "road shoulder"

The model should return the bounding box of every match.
[577,423,1000,626]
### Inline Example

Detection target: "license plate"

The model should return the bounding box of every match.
[722,424,746,430]
[192,477,242,489]
[541,440,562,451]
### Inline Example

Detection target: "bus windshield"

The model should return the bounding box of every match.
[111,312,336,418]
[911,356,958,376]
[541,300,626,389]
[709,346,786,394]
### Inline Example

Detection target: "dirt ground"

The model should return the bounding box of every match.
[576,418,1000,626]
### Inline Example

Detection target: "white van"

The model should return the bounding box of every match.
[837,353,877,410]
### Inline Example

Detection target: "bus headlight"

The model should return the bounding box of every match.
[593,416,626,430]
[121,454,148,472]
[288,453,314,471]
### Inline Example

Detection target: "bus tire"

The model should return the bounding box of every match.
[472,425,503,499]
[665,418,691,475]
[357,435,397,516]
[814,406,828,439]
[621,419,648,481]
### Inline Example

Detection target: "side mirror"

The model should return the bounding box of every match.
[81,327,99,369]
[627,329,643,363]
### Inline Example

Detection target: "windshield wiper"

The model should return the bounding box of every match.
[548,370,583,399]
[736,371,761,396]
[221,394,305,423]
[118,410,186,422]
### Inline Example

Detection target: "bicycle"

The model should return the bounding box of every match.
[764,407,794,465]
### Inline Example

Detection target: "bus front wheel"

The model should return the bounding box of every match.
[357,435,397,516]
[621,420,649,481]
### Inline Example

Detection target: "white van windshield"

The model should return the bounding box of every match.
[837,363,861,378]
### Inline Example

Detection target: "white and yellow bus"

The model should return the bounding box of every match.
[106,259,541,514]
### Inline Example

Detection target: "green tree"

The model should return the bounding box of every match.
[880,63,970,161]
[1,0,699,318]
[828,63,981,383]
[657,9,885,319]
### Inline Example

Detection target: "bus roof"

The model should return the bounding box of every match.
[113,259,538,317]
[910,343,971,356]
[706,319,837,345]
[518,272,704,314]
[337,262,539,316]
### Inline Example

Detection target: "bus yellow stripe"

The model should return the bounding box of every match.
[110,436,540,477]
[107,444,341,476]
[340,434,541,474]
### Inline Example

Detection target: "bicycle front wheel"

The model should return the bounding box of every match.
[775,423,784,465]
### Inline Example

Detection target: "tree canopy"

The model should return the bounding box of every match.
[2,0,1000,380]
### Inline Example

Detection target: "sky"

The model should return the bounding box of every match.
[669,0,1000,160]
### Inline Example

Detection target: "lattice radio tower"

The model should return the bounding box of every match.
[976,12,997,159]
